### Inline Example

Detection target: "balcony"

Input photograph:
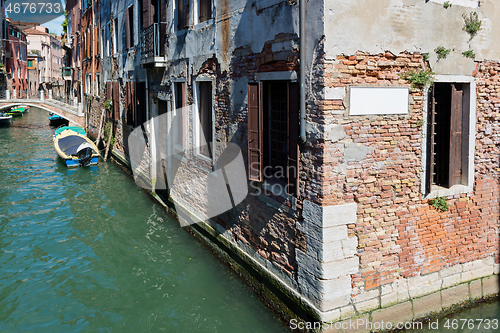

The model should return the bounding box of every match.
[140,23,167,67]
[62,67,72,78]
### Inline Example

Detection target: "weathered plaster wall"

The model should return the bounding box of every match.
[324,0,500,75]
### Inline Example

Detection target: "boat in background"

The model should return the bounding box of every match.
[6,106,28,117]
[53,127,99,167]
[0,112,12,126]
[49,113,68,126]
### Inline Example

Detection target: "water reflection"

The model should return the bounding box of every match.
[0,108,287,332]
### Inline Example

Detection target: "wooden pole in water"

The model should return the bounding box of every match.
[95,107,106,147]
[104,122,113,161]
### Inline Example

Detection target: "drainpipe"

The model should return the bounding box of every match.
[299,0,306,143]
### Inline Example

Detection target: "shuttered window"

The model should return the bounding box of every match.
[177,0,189,30]
[126,81,136,126]
[248,82,263,182]
[106,81,112,119]
[247,81,299,196]
[197,81,213,158]
[125,5,134,49]
[113,81,120,120]
[136,81,147,126]
[199,0,212,23]
[426,82,468,191]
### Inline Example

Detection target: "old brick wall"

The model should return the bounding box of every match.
[322,52,500,294]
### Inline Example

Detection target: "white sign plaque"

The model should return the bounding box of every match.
[349,87,409,116]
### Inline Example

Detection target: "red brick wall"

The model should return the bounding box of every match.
[323,52,500,292]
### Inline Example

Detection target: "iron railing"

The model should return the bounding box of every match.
[62,67,72,77]
[141,23,166,62]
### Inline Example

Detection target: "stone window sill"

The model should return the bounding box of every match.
[424,184,472,199]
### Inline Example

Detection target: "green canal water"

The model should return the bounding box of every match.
[0,108,288,332]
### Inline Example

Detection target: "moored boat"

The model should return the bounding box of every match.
[54,125,86,137]
[53,127,99,167]
[49,113,68,126]
[0,112,12,126]
[6,106,28,117]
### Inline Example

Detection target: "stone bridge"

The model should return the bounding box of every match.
[0,98,84,127]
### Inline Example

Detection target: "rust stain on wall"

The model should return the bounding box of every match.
[221,0,230,63]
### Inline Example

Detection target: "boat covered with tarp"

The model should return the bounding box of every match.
[53,127,99,167]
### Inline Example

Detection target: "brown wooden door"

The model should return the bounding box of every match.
[449,84,463,187]
[113,81,120,120]
[247,82,263,182]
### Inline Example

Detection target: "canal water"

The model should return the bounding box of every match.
[404,300,500,333]
[0,108,288,332]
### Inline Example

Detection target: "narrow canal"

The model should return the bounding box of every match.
[0,108,288,332]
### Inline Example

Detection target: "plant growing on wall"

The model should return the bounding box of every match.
[435,46,451,60]
[401,70,435,90]
[463,11,482,41]
[62,10,67,35]
[104,121,115,147]
[443,1,452,8]
[104,98,112,114]
[462,50,476,59]
[430,197,449,211]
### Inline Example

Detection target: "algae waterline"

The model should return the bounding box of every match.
[0,108,288,332]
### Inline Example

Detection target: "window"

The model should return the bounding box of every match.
[177,0,189,30]
[95,73,100,95]
[125,5,134,49]
[85,74,91,94]
[28,60,33,68]
[196,80,213,158]
[199,0,212,23]
[172,82,187,154]
[424,77,475,196]
[247,81,299,196]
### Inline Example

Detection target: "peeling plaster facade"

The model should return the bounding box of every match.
[79,0,500,326]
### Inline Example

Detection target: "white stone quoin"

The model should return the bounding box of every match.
[296,200,359,320]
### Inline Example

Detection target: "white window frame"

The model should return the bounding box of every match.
[194,0,213,26]
[421,75,476,199]
[95,73,100,95]
[193,75,215,163]
[112,18,118,55]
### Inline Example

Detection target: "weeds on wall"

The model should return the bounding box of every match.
[104,98,112,114]
[462,50,476,59]
[463,11,482,41]
[435,46,451,60]
[104,121,115,147]
[430,197,449,211]
[401,70,435,90]
[443,1,452,8]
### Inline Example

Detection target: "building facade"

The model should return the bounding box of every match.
[77,0,500,326]
[6,22,28,97]
[25,26,63,98]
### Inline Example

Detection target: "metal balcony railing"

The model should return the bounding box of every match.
[62,67,72,77]
[141,23,167,63]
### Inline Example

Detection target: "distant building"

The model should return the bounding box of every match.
[25,26,63,98]
[27,50,42,98]
[0,0,7,94]
[5,22,28,97]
